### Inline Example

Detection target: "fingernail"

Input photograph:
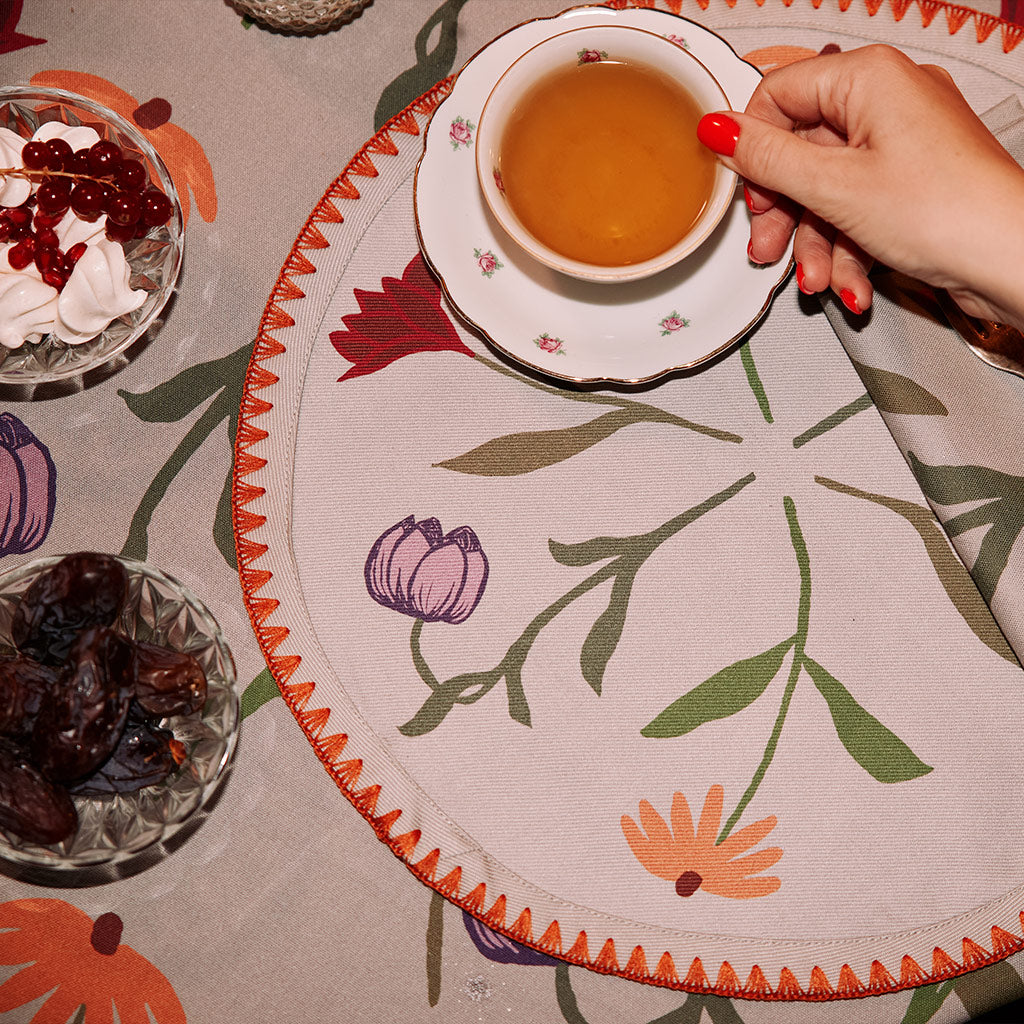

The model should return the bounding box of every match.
[743,184,757,213]
[746,239,765,265]
[796,262,812,294]
[840,288,862,315]
[697,112,740,157]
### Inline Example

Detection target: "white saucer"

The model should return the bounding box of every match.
[413,6,792,386]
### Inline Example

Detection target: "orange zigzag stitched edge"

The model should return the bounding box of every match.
[232,3,1024,1001]
[608,0,1024,51]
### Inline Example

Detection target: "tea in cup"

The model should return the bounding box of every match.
[475,25,737,283]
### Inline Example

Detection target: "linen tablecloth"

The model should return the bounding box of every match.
[1,3,1023,1023]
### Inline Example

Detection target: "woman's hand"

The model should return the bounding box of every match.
[697,45,1024,329]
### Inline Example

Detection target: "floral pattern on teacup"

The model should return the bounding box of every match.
[492,168,505,195]
[534,333,566,355]
[449,116,475,150]
[659,311,690,336]
[664,34,690,49]
[473,248,503,278]
[577,48,608,64]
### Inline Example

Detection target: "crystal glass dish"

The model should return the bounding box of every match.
[0,555,238,872]
[0,87,184,385]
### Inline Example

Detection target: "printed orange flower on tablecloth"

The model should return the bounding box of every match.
[742,42,841,73]
[28,70,216,227]
[622,785,783,899]
[0,898,185,1024]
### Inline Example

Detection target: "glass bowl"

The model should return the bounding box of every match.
[0,554,238,872]
[0,87,184,385]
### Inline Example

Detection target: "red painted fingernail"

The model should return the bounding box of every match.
[746,239,765,265]
[697,112,740,157]
[796,262,811,294]
[743,184,757,213]
[840,288,862,314]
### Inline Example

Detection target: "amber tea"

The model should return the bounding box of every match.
[497,58,716,267]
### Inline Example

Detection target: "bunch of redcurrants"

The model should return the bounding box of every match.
[0,134,174,292]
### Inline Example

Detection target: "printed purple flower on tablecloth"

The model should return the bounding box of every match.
[329,253,474,381]
[463,912,556,966]
[365,515,488,624]
[0,413,56,558]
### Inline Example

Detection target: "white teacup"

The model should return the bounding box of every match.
[475,24,737,284]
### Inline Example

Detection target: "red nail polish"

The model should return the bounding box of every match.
[747,239,763,265]
[697,112,740,157]
[840,288,862,315]
[796,262,813,295]
[743,184,756,213]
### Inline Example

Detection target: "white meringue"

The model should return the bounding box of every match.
[31,120,101,154]
[0,274,58,349]
[55,207,107,250]
[0,127,30,208]
[53,237,146,344]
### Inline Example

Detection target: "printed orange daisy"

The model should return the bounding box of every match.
[621,785,782,899]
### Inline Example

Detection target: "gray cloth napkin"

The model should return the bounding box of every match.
[822,97,1024,660]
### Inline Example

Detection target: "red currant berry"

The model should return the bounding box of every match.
[115,159,146,191]
[70,180,105,221]
[87,139,123,177]
[0,222,9,243]
[32,210,64,231]
[6,239,35,271]
[36,181,71,216]
[21,141,49,170]
[34,244,59,273]
[65,241,88,266]
[140,188,173,228]
[104,221,135,244]
[106,190,142,227]
[42,137,73,171]
[66,149,92,175]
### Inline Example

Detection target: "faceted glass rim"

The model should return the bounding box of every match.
[0,86,185,385]
[0,554,239,871]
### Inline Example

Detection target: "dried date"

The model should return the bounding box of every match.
[69,721,185,795]
[12,552,128,665]
[0,737,77,845]
[0,656,57,739]
[30,626,133,782]
[132,640,207,718]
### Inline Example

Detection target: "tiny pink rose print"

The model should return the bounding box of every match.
[659,310,690,336]
[473,248,503,278]
[664,34,690,49]
[449,115,475,150]
[577,48,608,64]
[365,515,489,624]
[492,168,505,195]
[534,333,566,355]
[0,413,56,558]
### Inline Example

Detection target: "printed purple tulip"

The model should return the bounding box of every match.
[0,413,56,557]
[365,515,488,624]
[462,911,556,966]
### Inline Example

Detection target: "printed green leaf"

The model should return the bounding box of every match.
[580,574,633,695]
[953,957,1024,1019]
[900,981,955,1024]
[908,452,1024,603]
[804,657,932,782]
[240,668,280,720]
[815,476,1020,665]
[849,358,949,416]
[641,636,795,738]
[548,535,623,567]
[435,408,636,476]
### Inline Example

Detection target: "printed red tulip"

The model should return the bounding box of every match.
[0,414,56,557]
[365,515,488,624]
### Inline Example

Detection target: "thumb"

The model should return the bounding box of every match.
[697,111,859,217]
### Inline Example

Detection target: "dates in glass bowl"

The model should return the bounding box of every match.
[0,553,238,870]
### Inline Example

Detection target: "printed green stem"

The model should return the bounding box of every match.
[400,474,756,736]
[473,351,743,444]
[719,496,810,841]
[739,341,773,424]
